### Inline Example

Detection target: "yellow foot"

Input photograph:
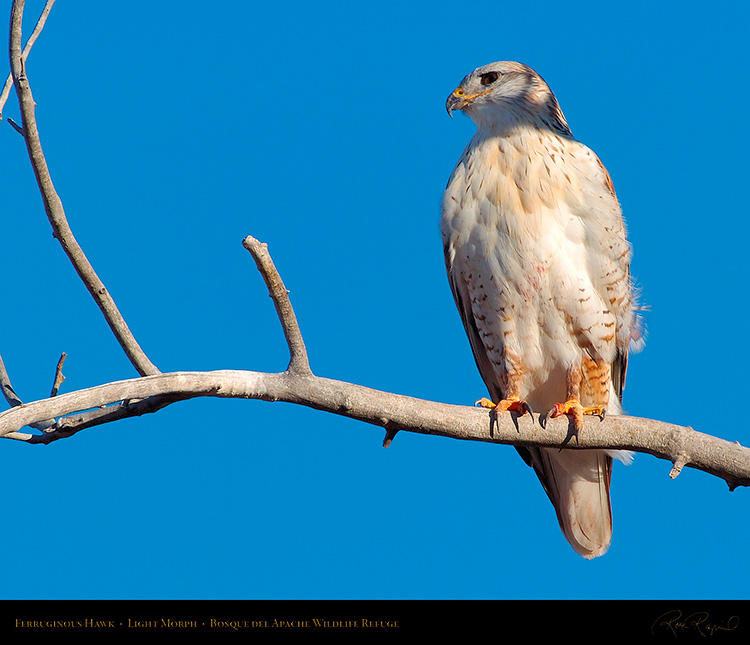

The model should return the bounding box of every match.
[547,398,605,433]
[475,397,533,418]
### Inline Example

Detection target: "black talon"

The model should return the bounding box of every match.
[540,406,559,429]
[559,422,581,450]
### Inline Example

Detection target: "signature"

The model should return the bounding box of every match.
[651,609,740,638]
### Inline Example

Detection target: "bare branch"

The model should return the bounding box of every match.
[0,344,178,442]
[1,368,748,490]
[50,352,66,396]
[243,235,312,375]
[11,392,193,444]
[9,0,159,377]
[0,352,55,431]
[0,0,54,119]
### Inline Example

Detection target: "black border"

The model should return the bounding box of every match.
[2,600,749,641]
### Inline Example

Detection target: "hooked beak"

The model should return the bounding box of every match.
[446,86,493,117]
[445,88,467,118]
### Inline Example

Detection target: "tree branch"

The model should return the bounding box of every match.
[1,366,748,491]
[8,0,159,377]
[49,351,66,396]
[0,0,53,120]
[242,236,312,375]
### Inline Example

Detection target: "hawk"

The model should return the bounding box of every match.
[442,61,642,559]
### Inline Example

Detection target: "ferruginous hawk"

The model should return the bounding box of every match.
[442,61,642,558]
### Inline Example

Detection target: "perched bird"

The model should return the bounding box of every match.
[441,62,642,558]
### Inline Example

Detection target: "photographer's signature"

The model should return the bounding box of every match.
[651,609,740,638]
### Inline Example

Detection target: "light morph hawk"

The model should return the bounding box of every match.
[442,62,641,559]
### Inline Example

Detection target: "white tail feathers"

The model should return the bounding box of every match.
[532,448,614,559]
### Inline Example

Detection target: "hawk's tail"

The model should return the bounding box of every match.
[529,448,613,559]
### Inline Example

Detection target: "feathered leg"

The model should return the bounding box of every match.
[476,349,533,418]
[547,357,607,435]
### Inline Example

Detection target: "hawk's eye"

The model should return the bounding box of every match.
[480,71,499,86]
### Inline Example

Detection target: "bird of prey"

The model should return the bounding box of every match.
[442,61,642,559]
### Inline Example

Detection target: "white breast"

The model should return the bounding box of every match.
[441,127,631,411]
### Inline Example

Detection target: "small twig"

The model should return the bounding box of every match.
[7,117,23,135]
[242,236,312,375]
[0,353,22,407]
[0,0,55,120]
[9,0,159,377]
[383,427,399,448]
[670,453,688,479]
[0,351,55,431]
[50,352,66,396]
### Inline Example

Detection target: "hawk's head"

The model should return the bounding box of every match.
[446,61,570,135]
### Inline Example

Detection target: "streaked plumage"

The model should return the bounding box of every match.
[441,62,642,558]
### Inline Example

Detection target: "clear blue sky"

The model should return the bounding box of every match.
[1,0,748,600]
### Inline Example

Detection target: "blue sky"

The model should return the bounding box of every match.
[1,0,748,600]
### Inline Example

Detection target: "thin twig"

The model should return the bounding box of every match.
[0,351,55,431]
[9,0,159,377]
[50,352,66,396]
[0,0,55,120]
[242,236,312,375]
[0,352,22,407]
[7,117,23,135]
